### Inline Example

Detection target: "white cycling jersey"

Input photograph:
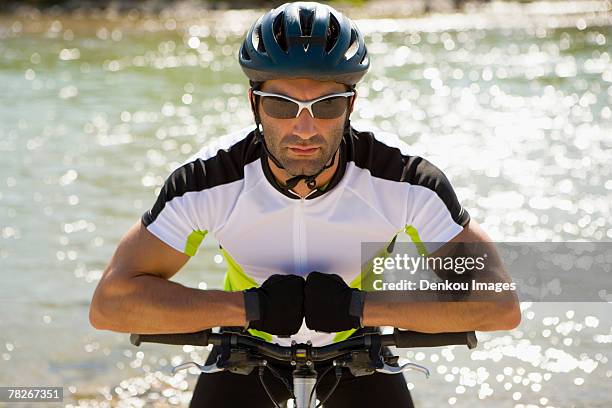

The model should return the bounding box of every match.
[142,125,470,346]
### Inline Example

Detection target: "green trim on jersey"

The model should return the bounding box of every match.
[333,329,357,342]
[246,328,273,342]
[221,248,258,291]
[405,225,429,256]
[221,248,272,342]
[185,230,208,256]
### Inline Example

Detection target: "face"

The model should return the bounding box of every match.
[250,78,354,177]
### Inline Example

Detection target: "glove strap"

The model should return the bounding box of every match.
[243,289,261,329]
[349,290,366,328]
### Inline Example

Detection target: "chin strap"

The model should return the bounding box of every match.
[284,150,338,191]
[251,88,352,193]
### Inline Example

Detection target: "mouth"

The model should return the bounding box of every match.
[287,146,320,156]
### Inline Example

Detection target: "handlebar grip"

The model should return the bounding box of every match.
[392,330,477,349]
[130,330,211,347]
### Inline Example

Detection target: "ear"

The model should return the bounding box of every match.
[348,89,357,114]
[248,88,256,113]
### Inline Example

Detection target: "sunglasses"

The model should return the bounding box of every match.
[252,90,354,120]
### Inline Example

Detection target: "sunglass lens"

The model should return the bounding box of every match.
[261,96,299,119]
[312,96,349,119]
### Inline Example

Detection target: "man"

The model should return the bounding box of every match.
[90,2,520,407]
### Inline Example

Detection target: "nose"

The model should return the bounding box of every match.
[293,108,316,139]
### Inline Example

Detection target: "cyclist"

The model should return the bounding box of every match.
[90,2,520,407]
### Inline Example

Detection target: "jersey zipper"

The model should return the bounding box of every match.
[291,189,317,275]
[294,198,305,274]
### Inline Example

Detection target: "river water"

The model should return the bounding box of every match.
[0,2,611,407]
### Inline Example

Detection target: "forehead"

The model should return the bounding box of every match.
[261,78,347,98]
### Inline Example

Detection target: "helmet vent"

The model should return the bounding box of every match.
[241,45,251,61]
[299,7,314,37]
[325,14,340,52]
[273,13,288,52]
[252,24,267,54]
[344,28,359,60]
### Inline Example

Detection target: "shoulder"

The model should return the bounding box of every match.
[347,127,469,225]
[185,125,259,163]
[142,127,260,226]
[348,127,448,188]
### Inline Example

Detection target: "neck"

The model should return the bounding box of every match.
[268,150,340,198]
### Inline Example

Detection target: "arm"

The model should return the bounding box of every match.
[363,220,521,332]
[89,220,246,334]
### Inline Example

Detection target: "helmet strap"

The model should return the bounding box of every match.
[251,92,287,170]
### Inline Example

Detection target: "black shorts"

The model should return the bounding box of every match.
[189,347,415,408]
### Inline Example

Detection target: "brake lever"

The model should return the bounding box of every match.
[172,361,224,375]
[376,361,430,378]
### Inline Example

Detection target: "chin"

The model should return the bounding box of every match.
[284,163,324,177]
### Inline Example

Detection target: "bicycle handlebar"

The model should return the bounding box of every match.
[130,331,211,347]
[389,330,477,349]
[130,329,476,408]
[130,329,477,361]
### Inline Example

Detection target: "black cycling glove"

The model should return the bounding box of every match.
[304,271,365,333]
[243,274,305,336]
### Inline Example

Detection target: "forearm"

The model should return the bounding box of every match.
[364,224,521,332]
[90,273,245,334]
[362,291,520,332]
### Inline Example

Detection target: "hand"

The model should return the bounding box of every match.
[304,271,365,333]
[243,274,305,335]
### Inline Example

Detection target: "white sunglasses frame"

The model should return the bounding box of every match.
[252,90,355,119]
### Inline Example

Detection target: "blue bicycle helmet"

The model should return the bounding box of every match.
[239,2,369,86]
